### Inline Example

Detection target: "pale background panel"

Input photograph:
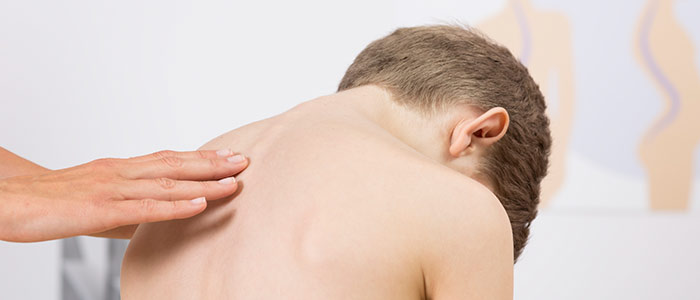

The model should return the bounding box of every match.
[1,0,698,299]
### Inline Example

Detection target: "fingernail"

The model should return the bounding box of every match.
[190,197,206,204]
[227,154,246,164]
[218,177,236,185]
[216,149,232,157]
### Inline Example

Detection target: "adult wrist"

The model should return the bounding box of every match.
[0,179,12,241]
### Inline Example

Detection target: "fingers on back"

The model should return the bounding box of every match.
[113,198,207,225]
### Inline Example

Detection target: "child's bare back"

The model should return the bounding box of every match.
[120,87,513,299]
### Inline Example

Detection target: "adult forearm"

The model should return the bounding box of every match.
[0,147,49,179]
[0,149,248,242]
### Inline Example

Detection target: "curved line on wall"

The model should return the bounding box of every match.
[639,0,681,139]
[512,0,532,66]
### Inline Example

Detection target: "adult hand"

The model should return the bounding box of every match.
[0,149,248,242]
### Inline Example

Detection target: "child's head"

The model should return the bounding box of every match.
[338,24,551,261]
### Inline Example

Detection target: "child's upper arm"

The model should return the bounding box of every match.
[420,180,514,300]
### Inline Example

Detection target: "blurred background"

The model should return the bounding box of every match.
[1,0,699,299]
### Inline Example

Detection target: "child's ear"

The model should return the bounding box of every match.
[449,107,509,157]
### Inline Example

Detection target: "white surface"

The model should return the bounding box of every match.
[516,212,700,300]
[553,152,649,212]
[0,241,60,300]
[1,1,699,299]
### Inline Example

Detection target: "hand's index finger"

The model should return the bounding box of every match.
[120,154,248,181]
[127,149,234,163]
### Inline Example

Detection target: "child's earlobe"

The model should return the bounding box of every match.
[449,120,472,157]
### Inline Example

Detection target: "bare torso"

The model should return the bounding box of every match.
[121,91,512,299]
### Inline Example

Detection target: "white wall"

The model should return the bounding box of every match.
[1,1,699,299]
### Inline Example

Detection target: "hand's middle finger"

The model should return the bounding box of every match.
[120,155,248,180]
[121,177,239,201]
